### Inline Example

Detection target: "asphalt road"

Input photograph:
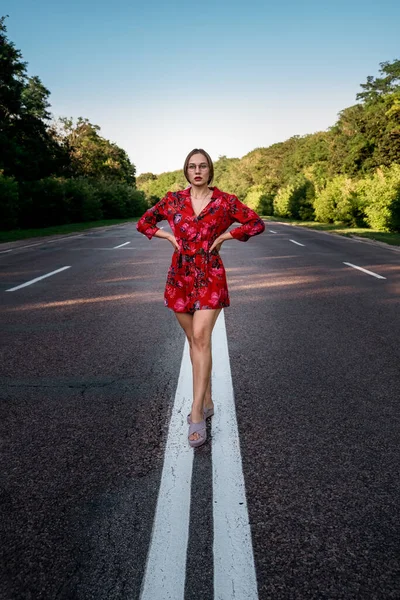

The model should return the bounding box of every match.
[1,222,399,600]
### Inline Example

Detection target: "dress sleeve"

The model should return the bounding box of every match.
[228,195,265,242]
[136,195,169,240]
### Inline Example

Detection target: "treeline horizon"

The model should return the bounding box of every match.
[138,60,400,233]
[0,16,147,232]
[1,13,399,235]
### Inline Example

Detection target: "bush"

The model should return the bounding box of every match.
[274,184,295,218]
[313,175,364,225]
[258,193,274,216]
[15,177,147,229]
[360,165,400,232]
[0,174,19,230]
[93,180,147,218]
[273,176,315,220]
[244,184,275,216]
[64,178,103,222]
[19,178,69,228]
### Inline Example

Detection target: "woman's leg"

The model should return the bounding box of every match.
[174,312,213,410]
[189,308,221,440]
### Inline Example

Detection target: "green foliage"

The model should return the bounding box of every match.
[0,173,19,229]
[0,19,141,231]
[219,152,263,199]
[91,180,147,219]
[0,16,26,121]
[313,176,363,225]
[273,175,315,220]
[17,177,147,229]
[274,184,295,218]
[359,164,400,232]
[329,92,400,176]
[55,117,136,185]
[0,17,68,181]
[244,185,266,211]
[136,169,186,202]
[244,184,274,215]
[1,23,399,236]
[136,172,157,189]
[21,75,51,120]
[329,61,400,177]
[357,59,400,104]
[213,156,241,193]
[63,178,103,223]
[280,133,330,184]
[18,177,70,228]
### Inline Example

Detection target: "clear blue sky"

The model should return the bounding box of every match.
[4,0,400,175]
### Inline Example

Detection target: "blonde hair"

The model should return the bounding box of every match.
[183,148,214,184]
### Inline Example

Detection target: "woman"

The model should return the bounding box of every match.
[136,149,265,447]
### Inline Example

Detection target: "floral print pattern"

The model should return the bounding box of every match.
[136,186,265,313]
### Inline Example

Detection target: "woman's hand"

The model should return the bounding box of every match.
[209,238,223,253]
[209,233,231,253]
[168,235,180,252]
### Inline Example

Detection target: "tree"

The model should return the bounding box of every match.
[55,117,136,185]
[0,16,68,180]
[21,75,51,120]
[357,59,400,104]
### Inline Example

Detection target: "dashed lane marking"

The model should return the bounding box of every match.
[343,262,386,280]
[289,239,305,247]
[5,266,71,291]
[113,241,131,248]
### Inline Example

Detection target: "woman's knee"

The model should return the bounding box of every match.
[192,329,211,351]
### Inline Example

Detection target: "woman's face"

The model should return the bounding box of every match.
[186,153,210,187]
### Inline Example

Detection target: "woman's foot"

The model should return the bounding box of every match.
[188,418,207,448]
[188,405,205,443]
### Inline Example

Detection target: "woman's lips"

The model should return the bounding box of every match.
[194,177,202,181]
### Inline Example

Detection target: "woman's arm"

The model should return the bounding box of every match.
[136,196,168,240]
[209,196,265,252]
[227,195,265,241]
[136,195,179,250]
[153,227,179,250]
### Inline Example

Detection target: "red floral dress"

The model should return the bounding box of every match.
[136,186,265,314]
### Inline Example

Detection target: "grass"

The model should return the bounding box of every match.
[0,218,138,243]
[262,216,400,246]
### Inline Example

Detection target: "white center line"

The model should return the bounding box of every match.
[5,266,71,292]
[114,241,131,249]
[140,341,193,600]
[343,262,386,280]
[140,311,258,600]
[268,230,277,233]
[289,239,305,246]
[212,311,259,600]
